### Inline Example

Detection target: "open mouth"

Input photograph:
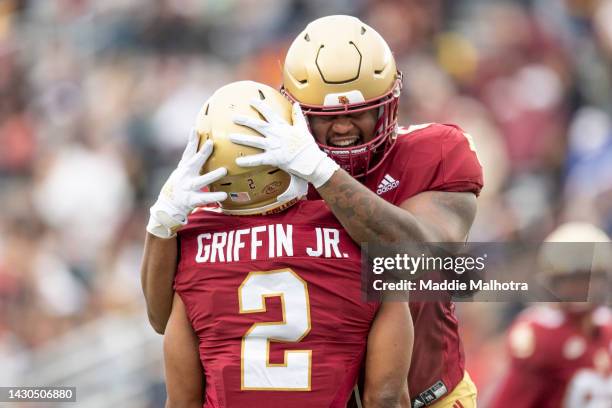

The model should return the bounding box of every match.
[328,135,361,148]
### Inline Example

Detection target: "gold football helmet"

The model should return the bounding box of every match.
[539,222,611,276]
[538,222,611,305]
[282,15,402,177]
[195,81,305,215]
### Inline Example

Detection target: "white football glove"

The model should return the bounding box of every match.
[229,100,339,188]
[147,129,228,238]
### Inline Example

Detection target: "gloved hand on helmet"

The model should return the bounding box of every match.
[146,129,228,238]
[229,99,339,188]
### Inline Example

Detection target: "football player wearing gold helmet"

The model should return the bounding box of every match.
[144,81,414,408]
[229,15,484,408]
[142,82,309,327]
[490,223,612,408]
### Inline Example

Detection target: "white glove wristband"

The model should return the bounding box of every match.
[146,129,228,239]
[310,155,340,188]
[146,205,186,239]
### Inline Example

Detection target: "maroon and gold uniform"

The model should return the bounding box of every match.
[175,200,378,408]
[374,124,482,403]
[490,306,612,408]
[311,123,484,404]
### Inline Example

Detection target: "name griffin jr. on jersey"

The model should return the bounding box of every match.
[194,221,348,263]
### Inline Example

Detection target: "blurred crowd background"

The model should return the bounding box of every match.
[1,0,611,406]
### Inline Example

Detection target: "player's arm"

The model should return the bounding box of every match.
[318,170,477,244]
[229,101,477,245]
[363,302,413,408]
[141,234,178,334]
[164,293,205,408]
[141,130,227,334]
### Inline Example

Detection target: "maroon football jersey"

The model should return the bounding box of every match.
[490,306,612,408]
[309,123,484,402]
[175,200,379,408]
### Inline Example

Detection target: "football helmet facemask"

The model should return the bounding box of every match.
[196,81,307,215]
[282,15,402,178]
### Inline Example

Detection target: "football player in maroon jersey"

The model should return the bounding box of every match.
[142,14,483,408]
[489,222,612,408]
[227,15,483,408]
[157,81,413,408]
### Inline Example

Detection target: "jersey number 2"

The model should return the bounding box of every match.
[238,269,312,391]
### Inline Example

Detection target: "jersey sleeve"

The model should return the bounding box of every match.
[430,124,483,195]
[392,123,484,206]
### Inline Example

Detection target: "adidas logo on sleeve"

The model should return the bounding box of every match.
[376,174,400,195]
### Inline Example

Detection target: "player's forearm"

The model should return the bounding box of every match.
[363,302,413,408]
[317,170,434,244]
[164,294,205,407]
[141,233,178,334]
[363,390,409,408]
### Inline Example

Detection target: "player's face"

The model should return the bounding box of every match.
[552,270,610,313]
[308,108,378,148]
